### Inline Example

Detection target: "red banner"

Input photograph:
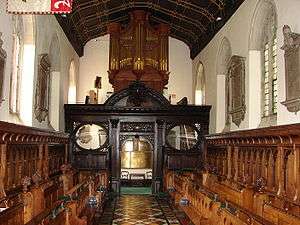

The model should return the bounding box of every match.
[7,0,74,14]
[51,0,73,13]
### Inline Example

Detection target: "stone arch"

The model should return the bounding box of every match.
[249,0,278,50]
[249,0,278,128]
[68,60,76,104]
[195,61,205,105]
[15,15,36,126]
[48,33,61,130]
[49,34,61,72]
[215,37,232,132]
[216,37,232,75]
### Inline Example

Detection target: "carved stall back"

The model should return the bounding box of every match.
[108,10,170,93]
[163,124,300,225]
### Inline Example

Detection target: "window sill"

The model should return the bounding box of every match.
[259,114,277,128]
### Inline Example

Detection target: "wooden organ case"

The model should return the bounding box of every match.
[108,10,170,92]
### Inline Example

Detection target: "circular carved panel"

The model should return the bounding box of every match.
[166,124,199,150]
[75,124,108,150]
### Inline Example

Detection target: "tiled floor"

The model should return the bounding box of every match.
[95,195,193,225]
[113,195,180,225]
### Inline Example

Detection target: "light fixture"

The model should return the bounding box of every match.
[216,16,222,21]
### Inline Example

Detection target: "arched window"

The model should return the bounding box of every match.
[10,15,35,126]
[68,60,76,104]
[195,62,205,105]
[10,16,23,114]
[249,0,277,127]
[262,8,277,117]
[216,37,232,132]
[48,34,61,131]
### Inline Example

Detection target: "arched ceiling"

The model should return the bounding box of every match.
[57,0,245,58]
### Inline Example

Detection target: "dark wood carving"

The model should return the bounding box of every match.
[65,82,211,193]
[0,32,7,107]
[120,122,154,133]
[281,25,300,113]
[34,54,51,123]
[105,81,170,107]
[227,55,246,127]
[108,10,170,92]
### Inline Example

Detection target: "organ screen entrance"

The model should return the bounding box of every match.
[120,136,153,192]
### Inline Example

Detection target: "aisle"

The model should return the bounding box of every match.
[95,195,194,225]
[112,195,180,225]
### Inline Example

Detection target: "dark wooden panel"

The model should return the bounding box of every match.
[165,154,201,170]
[73,152,108,170]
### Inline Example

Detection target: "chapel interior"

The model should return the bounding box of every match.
[1,0,300,225]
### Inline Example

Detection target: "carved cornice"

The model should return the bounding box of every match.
[0,121,69,144]
[205,123,300,145]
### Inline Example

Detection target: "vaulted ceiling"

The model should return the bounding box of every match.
[57,0,245,58]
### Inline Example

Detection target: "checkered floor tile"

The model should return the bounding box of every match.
[112,195,180,225]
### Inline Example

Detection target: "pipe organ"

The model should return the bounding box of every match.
[108,10,170,92]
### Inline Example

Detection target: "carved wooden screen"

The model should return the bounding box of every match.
[34,54,51,122]
[0,33,7,107]
[227,55,246,127]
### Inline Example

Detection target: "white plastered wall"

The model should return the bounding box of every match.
[193,0,300,133]
[0,0,80,131]
[78,36,193,104]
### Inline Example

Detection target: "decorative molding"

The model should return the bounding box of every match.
[34,54,51,123]
[0,33,7,107]
[0,121,68,144]
[281,25,300,113]
[227,55,246,127]
[104,81,170,107]
[120,122,154,133]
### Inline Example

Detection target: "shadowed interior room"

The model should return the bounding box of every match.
[0,0,300,225]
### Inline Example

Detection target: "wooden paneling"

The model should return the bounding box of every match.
[0,121,69,225]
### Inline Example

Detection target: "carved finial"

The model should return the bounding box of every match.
[255,177,266,193]
[21,176,31,193]
[32,172,42,186]
[60,164,68,174]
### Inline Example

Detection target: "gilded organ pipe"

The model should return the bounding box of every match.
[108,10,170,92]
